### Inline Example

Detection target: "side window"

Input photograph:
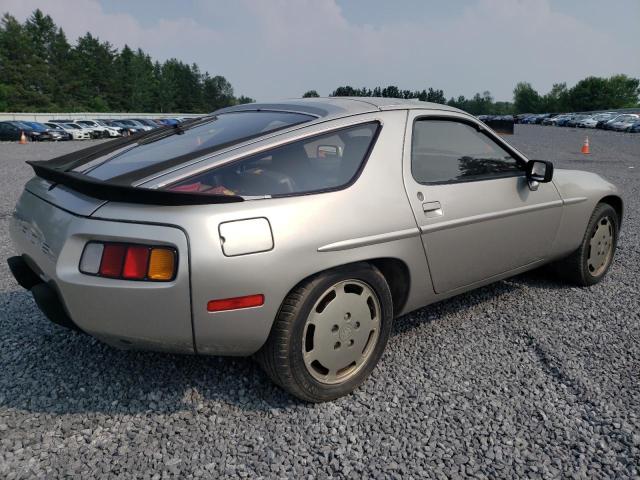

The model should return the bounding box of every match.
[411,119,523,184]
[167,122,379,197]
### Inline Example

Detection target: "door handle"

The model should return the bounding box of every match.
[422,201,443,218]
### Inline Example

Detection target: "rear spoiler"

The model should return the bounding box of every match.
[25,116,244,206]
[27,161,243,206]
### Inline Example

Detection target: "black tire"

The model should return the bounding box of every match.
[102,131,110,138]
[256,263,393,402]
[555,203,619,286]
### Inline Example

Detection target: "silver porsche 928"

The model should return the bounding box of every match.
[8,98,622,402]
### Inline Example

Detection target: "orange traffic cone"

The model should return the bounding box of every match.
[19,131,27,144]
[581,136,590,154]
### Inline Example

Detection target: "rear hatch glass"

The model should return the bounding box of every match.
[81,111,315,182]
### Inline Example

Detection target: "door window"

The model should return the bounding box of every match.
[411,119,524,184]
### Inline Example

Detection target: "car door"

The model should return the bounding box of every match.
[402,112,563,294]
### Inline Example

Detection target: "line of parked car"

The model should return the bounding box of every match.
[505,112,640,132]
[0,117,191,142]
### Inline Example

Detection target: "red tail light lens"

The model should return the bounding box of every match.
[99,244,127,278]
[122,246,150,280]
[80,242,177,282]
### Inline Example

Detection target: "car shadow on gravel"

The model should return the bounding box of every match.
[393,266,570,334]
[0,269,573,415]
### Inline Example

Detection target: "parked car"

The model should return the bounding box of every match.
[157,118,180,126]
[0,121,33,141]
[132,118,162,129]
[45,122,91,140]
[606,114,640,131]
[514,114,532,124]
[578,113,615,128]
[21,121,69,141]
[106,120,143,135]
[541,114,563,126]
[76,120,122,138]
[116,119,153,132]
[555,114,576,127]
[566,114,591,128]
[531,113,550,124]
[0,121,54,141]
[65,123,96,139]
[8,98,623,402]
[628,120,640,133]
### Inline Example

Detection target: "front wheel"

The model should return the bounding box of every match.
[555,203,619,286]
[256,263,393,402]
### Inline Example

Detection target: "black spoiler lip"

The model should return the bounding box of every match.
[27,161,244,206]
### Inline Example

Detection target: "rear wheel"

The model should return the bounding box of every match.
[256,263,393,402]
[556,203,618,286]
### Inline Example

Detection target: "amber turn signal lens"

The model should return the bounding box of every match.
[147,248,176,281]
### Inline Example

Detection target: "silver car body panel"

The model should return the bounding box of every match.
[9,98,622,356]
[10,190,193,353]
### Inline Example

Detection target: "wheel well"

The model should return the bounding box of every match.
[282,258,411,319]
[600,195,623,227]
[367,258,410,316]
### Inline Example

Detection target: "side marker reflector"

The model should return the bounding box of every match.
[207,294,264,312]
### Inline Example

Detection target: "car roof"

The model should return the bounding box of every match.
[214,97,464,120]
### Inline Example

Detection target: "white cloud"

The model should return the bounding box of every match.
[3,0,638,101]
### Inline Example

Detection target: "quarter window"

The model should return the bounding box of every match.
[166,122,379,197]
[411,119,523,184]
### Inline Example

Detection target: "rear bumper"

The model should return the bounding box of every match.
[8,256,82,332]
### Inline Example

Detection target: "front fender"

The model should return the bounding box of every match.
[550,169,622,258]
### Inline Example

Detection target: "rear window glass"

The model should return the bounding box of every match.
[85,111,314,181]
[166,122,379,198]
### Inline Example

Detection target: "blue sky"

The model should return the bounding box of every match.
[3,0,639,101]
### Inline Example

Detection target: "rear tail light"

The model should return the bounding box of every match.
[80,242,177,281]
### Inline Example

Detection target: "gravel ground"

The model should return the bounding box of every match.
[1,126,639,479]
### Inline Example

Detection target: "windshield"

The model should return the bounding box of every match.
[84,111,315,181]
[65,124,80,129]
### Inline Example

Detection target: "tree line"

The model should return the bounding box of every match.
[0,10,254,113]
[307,74,639,115]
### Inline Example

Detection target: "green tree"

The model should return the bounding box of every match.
[606,74,640,108]
[0,13,50,110]
[202,74,235,111]
[513,82,541,113]
[540,82,569,112]
[302,90,319,98]
[236,95,255,104]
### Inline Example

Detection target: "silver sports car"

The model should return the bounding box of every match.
[8,98,622,401]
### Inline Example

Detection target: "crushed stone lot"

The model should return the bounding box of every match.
[0,125,639,478]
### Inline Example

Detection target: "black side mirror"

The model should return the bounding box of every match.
[526,160,553,183]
